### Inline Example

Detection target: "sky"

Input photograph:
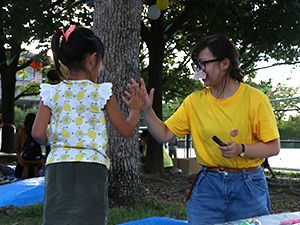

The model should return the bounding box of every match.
[254,61,300,95]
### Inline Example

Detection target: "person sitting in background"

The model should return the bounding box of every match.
[139,138,146,165]
[140,130,173,172]
[13,113,44,179]
[168,136,179,158]
[262,158,277,179]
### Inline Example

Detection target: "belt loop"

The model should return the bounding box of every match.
[242,168,247,179]
[201,166,207,175]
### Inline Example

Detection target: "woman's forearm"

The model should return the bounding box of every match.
[242,138,280,159]
[142,108,174,143]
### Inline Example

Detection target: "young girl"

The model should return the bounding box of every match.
[32,25,145,225]
[139,34,280,224]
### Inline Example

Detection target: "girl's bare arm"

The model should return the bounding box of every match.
[32,101,51,145]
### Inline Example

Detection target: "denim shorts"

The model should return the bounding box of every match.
[187,166,270,225]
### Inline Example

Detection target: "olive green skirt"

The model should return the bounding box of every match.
[43,162,108,225]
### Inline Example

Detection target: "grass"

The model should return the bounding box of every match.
[264,169,300,180]
[0,197,187,225]
[0,169,299,224]
[0,203,43,225]
[108,197,187,224]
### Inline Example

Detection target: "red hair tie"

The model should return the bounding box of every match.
[61,25,76,42]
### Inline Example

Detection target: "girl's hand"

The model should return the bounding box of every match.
[123,78,146,110]
[218,141,241,159]
[106,78,146,137]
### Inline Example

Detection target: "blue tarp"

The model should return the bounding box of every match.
[0,177,44,208]
[119,217,188,225]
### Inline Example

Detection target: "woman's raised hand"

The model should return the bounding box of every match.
[139,78,154,112]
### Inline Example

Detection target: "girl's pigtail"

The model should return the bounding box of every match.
[51,31,64,79]
[51,30,69,80]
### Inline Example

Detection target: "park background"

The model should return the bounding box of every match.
[1,0,300,213]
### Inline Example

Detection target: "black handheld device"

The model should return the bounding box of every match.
[212,136,227,146]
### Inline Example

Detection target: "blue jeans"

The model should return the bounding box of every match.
[187,166,270,224]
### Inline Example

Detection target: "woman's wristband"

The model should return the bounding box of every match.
[239,144,245,157]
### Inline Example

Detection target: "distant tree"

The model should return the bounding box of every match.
[269,84,300,121]
[278,114,300,140]
[245,74,300,121]
[14,106,38,131]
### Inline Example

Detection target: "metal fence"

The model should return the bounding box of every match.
[139,117,300,158]
[280,140,300,148]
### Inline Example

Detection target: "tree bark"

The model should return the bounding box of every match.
[93,0,144,207]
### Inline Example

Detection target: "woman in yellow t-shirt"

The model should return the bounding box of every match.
[139,34,280,224]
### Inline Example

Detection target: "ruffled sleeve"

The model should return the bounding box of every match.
[40,84,51,108]
[99,82,113,109]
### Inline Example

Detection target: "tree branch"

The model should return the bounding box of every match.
[14,85,40,101]
[273,108,300,112]
[241,54,259,71]
[246,61,300,74]
[270,96,300,102]
[14,92,40,101]
[17,59,33,71]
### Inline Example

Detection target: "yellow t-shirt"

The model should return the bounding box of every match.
[165,83,279,168]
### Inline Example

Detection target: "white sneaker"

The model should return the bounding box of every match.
[7,176,17,182]
[0,176,17,184]
[0,176,10,184]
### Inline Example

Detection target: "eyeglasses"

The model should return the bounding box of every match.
[192,58,222,71]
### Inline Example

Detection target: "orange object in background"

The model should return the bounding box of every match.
[30,61,42,70]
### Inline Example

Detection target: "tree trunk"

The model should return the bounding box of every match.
[144,38,165,174]
[1,69,16,153]
[0,41,20,153]
[93,0,144,207]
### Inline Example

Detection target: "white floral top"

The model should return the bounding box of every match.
[40,80,112,169]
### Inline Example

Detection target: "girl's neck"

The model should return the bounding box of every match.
[211,79,240,99]
[68,71,91,81]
